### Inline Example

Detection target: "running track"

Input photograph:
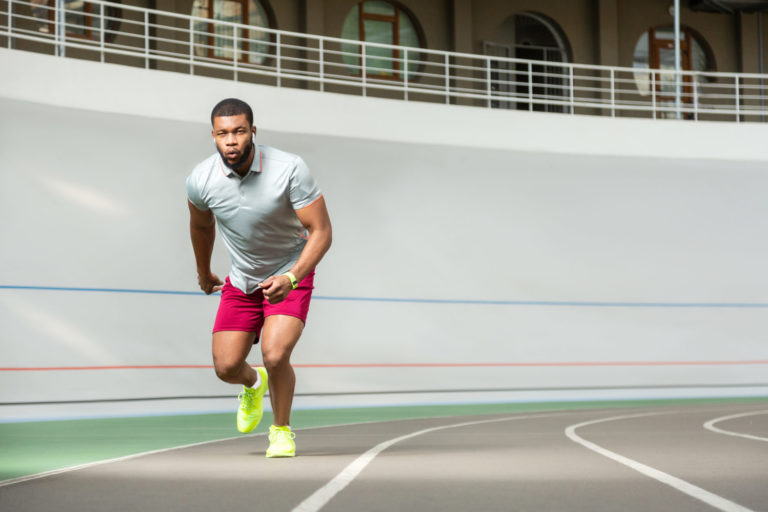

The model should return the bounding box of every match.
[1,401,767,511]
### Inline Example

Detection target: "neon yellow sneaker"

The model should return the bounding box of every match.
[236,367,268,433]
[266,425,296,458]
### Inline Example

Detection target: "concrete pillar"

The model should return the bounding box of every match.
[303,0,324,37]
[596,0,619,115]
[450,0,473,54]
[737,12,763,118]
[449,0,474,105]
[597,0,619,66]
[299,0,324,91]
[738,12,758,74]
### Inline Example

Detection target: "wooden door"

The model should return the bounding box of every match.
[649,27,693,118]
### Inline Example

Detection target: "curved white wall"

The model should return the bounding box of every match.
[2,48,768,421]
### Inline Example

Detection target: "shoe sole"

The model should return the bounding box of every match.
[266,452,295,458]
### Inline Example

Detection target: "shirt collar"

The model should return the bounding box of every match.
[219,146,263,177]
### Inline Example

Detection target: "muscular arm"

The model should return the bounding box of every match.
[261,196,332,303]
[188,200,224,294]
[290,196,333,282]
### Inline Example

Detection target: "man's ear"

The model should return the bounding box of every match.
[252,125,257,137]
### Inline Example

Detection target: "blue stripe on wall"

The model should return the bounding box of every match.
[2,284,768,308]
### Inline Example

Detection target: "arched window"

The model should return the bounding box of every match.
[632,26,715,117]
[31,0,121,41]
[192,0,274,64]
[340,1,424,80]
[483,12,572,112]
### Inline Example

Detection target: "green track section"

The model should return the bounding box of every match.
[2,396,767,481]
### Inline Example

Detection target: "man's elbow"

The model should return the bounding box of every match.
[320,226,333,253]
[313,224,332,251]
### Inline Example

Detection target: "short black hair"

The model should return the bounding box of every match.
[211,98,253,126]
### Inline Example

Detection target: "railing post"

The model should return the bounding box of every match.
[8,0,13,49]
[53,0,57,53]
[403,47,408,101]
[233,28,238,81]
[528,61,533,111]
[735,75,740,123]
[54,0,61,56]
[651,72,657,119]
[59,0,66,57]
[276,32,281,87]
[189,17,194,74]
[319,38,324,92]
[144,10,149,69]
[361,43,366,97]
[444,52,450,104]
[693,75,698,121]
[569,65,574,115]
[610,68,615,118]
[99,2,104,63]
[486,56,491,108]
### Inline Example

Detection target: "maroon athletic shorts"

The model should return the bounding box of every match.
[212,270,315,336]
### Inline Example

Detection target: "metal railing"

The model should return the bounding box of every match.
[2,0,768,122]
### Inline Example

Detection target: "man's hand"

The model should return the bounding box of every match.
[198,272,224,295]
[260,274,293,304]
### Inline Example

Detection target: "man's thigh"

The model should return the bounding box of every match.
[261,315,304,361]
[260,270,314,359]
[212,330,258,366]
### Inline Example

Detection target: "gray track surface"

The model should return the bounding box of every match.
[1,403,767,511]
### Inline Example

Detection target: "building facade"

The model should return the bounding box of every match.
[6,0,768,119]
[145,0,766,73]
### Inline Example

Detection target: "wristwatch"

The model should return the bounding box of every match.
[283,271,298,290]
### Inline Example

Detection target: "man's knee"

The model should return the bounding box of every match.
[262,348,290,372]
[261,316,303,371]
[211,331,256,383]
[213,358,243,382]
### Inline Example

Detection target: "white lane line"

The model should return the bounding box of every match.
[0,414,464,488]
[0,412,561,490]
[565,412,755,512]
[292,412,564,512]
[704,410,768,443]
[0,433,266,488]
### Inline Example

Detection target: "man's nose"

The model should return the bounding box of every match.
[225,134,237,145]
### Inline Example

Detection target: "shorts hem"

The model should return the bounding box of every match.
[264,311,308,325]
[211,327,260,334]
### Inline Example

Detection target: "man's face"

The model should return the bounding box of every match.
[211,114,256,170]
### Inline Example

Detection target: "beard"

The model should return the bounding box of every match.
[218,137,254,172]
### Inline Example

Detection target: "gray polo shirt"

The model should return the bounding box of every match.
[186,145,322,294]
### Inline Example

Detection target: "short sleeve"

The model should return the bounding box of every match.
[186,173,209,211]
[289,157,322,210]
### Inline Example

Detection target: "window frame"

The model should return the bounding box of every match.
[631,24,717,118]
[346,1,425,82]
[44,0,122,42]
[196,0,276,65]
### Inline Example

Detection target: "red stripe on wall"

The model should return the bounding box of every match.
[1,360,768,371]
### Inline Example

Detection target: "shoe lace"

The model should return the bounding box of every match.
[238,388,255,408]
[269,429,296,442]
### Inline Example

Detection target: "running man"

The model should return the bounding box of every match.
[186,98,332,458]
